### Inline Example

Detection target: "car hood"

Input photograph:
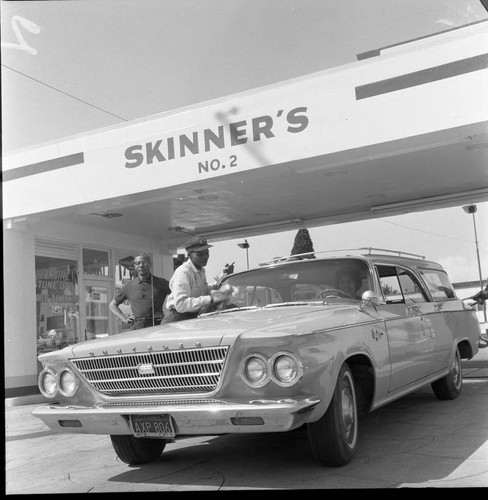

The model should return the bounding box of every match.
[68,303,369,358]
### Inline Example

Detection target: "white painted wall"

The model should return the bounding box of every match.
[3,226,38,389]
[3,219,175,392]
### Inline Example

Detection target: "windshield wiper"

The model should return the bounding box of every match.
[264,302,323,308]
[201,301,327,316]
[200,305,259,316]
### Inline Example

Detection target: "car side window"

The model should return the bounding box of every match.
[419,268,457,301]
[397,268,427,303]
[376,265,403,303]
[376,265,428,304]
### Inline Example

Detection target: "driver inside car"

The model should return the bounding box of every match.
[336,269,367,299]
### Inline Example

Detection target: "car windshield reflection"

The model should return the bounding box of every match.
[220,258,372,309]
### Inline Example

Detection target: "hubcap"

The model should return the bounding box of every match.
[452,353,461,388]
[341,377,356,442]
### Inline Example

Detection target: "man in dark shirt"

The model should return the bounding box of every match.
[109,253,171,330]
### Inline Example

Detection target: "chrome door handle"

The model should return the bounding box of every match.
[407,305,421,314]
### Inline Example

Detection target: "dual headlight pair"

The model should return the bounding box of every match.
[38,367,79,398]
[241,352,302,387]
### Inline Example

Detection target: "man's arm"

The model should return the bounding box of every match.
[471,289,488,304]
[172,272,212,313]
[109,299,134,325]
[172,269,227,313]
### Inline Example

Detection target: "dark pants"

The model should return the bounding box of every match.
[132,316,162,330]
[161,309,198,324]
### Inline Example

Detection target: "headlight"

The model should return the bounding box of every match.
[38,369,58,398]
[58,368,79,397]
[241,354,269,387]
[271,353,302,386]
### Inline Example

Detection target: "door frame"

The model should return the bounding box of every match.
[81,278,115,341]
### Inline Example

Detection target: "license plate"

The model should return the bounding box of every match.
[129,414,176,438]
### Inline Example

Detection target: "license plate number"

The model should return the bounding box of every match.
[129,414,175,438]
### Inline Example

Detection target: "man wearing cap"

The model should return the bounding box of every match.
[162,236,232,323]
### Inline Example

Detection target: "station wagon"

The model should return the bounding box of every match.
[33,248,482,467]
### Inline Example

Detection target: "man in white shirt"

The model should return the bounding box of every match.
[162,236,232,323]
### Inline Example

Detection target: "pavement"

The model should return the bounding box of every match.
[5,344,488,492]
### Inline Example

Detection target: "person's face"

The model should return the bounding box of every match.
[133,256,151,278]
[189,249,210,269]
[338,275,356,295]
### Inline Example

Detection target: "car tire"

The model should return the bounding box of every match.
[110,435,167,465]
[431,346,463,400]
[307,362,358,467]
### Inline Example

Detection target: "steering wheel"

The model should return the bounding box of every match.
[315,288,355,300]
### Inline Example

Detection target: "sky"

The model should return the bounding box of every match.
[1,0,487,287]
[3,0,488,151]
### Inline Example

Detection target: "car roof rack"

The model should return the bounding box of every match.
[258,247,426,266]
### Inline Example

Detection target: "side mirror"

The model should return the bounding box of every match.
[359,290,380,309]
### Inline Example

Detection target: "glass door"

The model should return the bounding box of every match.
[84,280,112,340]
[35,255,80,355]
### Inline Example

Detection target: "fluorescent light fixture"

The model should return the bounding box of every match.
[370,188,488,214]
[203,218,304,239]
[167,226,195,235]
[90,212,123,218]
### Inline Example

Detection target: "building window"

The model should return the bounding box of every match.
[35,256,80,355]
[83,248,110,276]
[116,254,136,285]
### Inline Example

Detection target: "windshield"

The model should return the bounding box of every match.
[220,258,372,308]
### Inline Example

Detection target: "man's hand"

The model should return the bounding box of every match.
[126,313,135,325]
[211,285,238,308]
[211,291,227,305]
[223,262,235,275]
[219,283,237,297]
[471,290,488,305]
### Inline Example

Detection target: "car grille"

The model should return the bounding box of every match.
[99,399,232,408]
[70,346,229,396]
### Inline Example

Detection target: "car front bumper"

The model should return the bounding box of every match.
[32,396,322,436]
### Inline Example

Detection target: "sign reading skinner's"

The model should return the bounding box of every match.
[123,106,309,174]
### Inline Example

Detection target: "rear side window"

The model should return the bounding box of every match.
[419,268,457,301]
[376,265,428,304]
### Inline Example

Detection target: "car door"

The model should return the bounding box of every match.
[418,267,459,374]
[375,265,431,392]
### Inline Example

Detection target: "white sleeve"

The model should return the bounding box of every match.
[172,268,212,313]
